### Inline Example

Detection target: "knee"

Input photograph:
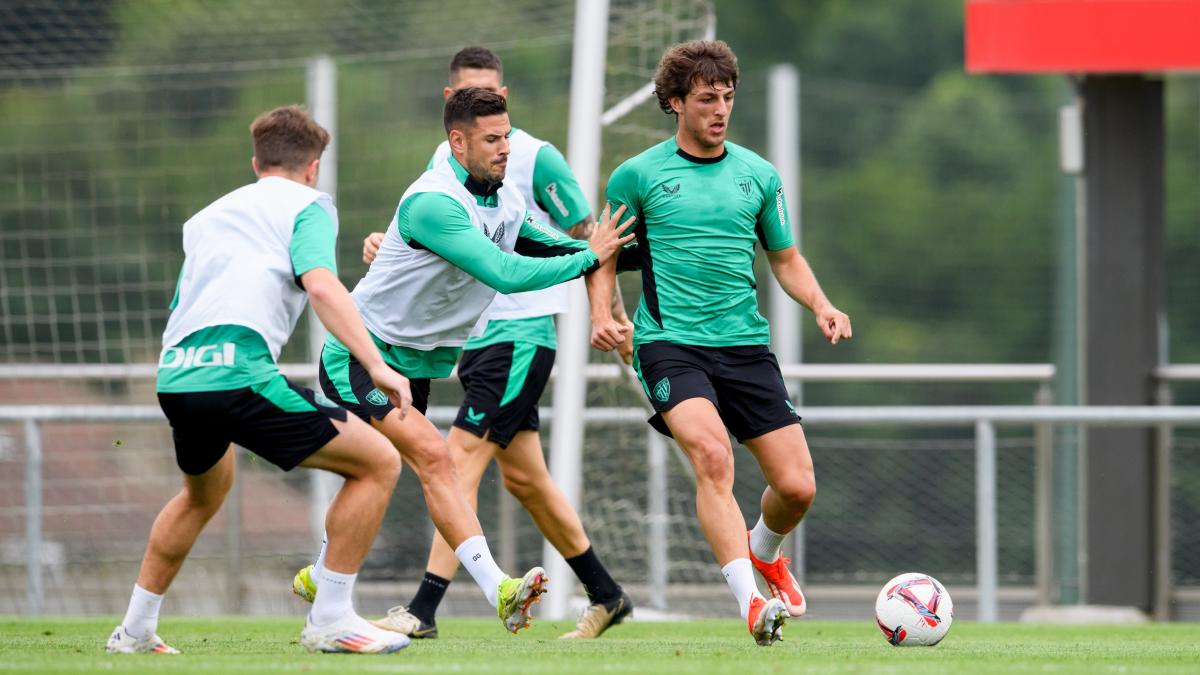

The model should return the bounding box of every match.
[414,442,457,484]
[501,468,541,504]
[777,468,816,513]
[688,440,735,491]
[181,480,230,517]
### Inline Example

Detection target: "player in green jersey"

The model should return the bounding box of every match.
[592,40,852,646]
[360,48,633,640]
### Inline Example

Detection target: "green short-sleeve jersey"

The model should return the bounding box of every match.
[605,137,794,348]
[531,144,591,229]
[157,201,338,393]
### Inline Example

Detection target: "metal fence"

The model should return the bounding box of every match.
[4,361,1199,622]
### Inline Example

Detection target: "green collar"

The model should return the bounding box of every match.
[448,155,501,208]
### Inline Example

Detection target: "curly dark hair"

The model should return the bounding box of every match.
[653,40,739,115]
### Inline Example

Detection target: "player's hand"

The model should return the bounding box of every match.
[362,232,384,265]
[367,364,412,419]
[616,318,635,364]
[587,203,636,264]
[591,315,631,353]
[815,305,852,345]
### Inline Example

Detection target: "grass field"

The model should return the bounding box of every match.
[3,616,1198,674]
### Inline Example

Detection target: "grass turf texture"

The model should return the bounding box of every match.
[2,617,1198,674]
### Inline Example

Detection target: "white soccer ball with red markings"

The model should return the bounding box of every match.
[875,572,953,646]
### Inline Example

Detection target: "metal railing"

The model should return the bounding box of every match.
[5,402,1197,622]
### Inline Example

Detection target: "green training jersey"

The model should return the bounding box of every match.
[605,137,794,347]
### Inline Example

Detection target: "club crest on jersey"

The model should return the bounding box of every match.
[660,182,681,197]
[365,388,389,406]
[653,377,671,403]
[482,221,505,244]
[737,178,753,195]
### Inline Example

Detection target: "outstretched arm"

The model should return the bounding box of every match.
[765,247,851,345]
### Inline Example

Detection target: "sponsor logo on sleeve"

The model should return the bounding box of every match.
[544,182,571,218]
[775,186,787,225]
[524,213,564,239]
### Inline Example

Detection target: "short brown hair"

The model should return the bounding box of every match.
[250,105,330,170]
[443,87,508,133]
[450,47,502,79]
[653,40,739,115]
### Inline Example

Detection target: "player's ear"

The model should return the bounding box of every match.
[443,86,454,100]
[448,127,466,154]
[669,95,685,115]
[499,85,509,100]
[251,156,260,177]
[306,158,320,187]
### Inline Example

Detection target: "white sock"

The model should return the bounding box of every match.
[749,515,788,563]
[722,558,764,620]
[455,535,506,608]
[312,532,329,587]
[309,567,356,626]
[121,584,164,639]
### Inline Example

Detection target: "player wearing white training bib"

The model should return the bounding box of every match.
[358,48,635,641]
[294,86,635,636]
[108,106,413,656]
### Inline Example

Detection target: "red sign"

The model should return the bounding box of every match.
[966,0,1200,73]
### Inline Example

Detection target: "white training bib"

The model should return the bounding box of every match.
[161,176,335,361]
[352,158,527,349]
[431,129,573,320]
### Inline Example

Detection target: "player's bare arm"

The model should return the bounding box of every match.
[765,246,852,345]
[572,210,636,362]
[301,267,413,415]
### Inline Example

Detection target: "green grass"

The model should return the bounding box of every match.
[2,617,1199,674]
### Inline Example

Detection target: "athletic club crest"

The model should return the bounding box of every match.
[653,377,671,403]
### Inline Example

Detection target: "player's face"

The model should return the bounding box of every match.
[461,113,511,184]
[674,80,735,151]
[445,68,508,99]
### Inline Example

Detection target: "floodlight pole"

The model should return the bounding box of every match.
[544,0,610,620]
[768,63,805,585]
[306,55,342,547]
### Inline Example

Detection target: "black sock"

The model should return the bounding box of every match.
[565,546,622,605]
[407,572,450,624]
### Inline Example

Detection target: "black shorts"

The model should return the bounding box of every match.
[318,343,431,422]
[453,341,555,448]
[158,375,347,475]
[633,341,800,443]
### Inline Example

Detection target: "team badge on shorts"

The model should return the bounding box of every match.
[653,377,671,403]
[365,388,389,406]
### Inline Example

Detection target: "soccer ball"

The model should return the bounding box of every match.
[874,572,953,646]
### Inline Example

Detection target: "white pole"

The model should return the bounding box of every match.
[306,55,341,545]
[768,64,805,583]
[975,419,999,623]
[768,64,802,376]
[544,0,610,620]
[23,419,43,615]
[647,428,669,611]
